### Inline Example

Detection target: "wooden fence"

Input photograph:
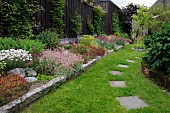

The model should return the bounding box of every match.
[0,0,120,37]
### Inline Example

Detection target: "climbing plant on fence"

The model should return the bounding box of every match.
[93,6,106,35]
[71,12,82,37]
[0,0,37,39]
[51,0,65,34]
[112,13,121,33]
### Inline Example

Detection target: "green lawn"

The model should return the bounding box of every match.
[21,45,170,113]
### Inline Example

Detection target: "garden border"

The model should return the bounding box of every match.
[0,46,123,113]
[141,61,170,92]
[132,47,147,52]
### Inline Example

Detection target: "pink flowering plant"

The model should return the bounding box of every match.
[38,50,84,77]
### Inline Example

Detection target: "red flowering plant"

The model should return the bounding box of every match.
[0,74,30,107]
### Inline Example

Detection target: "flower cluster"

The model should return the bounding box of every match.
[0,49,32,72]
[96,36,115,50]
[79,35,95,46]
[38,50,84,77]
[0,74,30,107]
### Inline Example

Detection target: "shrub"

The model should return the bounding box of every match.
[143,24,170,75]
[17,39,44,54]
[114,37,125,46]
[79,35,95,46]
[114,32,121,37]
[88,46,106,57]
[71,44,89,55]
[36,30,60,49]
[0,74,30,107]
[0,49,33,72]
[0,38,18,50]
[38,50,84,77]
[121,33,129,39]
[96,36,115,50]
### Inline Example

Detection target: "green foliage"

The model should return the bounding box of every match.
[36,30,60,49]
[87,20,94,35]
[143,22,170,75]
[71,44,89,55]
[37,74,55,83]
[0,38,44,54]
[79,35,95,46]
[0,0,37,39]
[99,34,107,36]
[112,14,121,33]
[148,2,170,33]
[114,32,121,37]
[120,3,140,35]
[132,5,151,37]
[93,6,106,35]
[121,33,129,39]
[0,38,18,50]
[71,12,82,36]
[17,39,44,54]
[51,0,65,34]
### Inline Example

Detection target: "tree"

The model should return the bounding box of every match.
[132,5,151,38]
[148,2,170,33]
[120,3,140,35]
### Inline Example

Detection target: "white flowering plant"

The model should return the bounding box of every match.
[0,49,32,72]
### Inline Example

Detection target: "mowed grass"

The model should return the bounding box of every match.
[21,45,170,113]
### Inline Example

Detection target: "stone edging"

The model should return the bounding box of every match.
[0,46,123,113]
[132,48,147,52]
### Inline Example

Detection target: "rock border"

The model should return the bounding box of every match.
[0,46,123,113]
[132,48,147,52]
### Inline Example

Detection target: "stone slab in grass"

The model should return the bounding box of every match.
[109,81,127,88]
[118,64,129,68]
[116,96,149,110]
[126,60,135,63]
[134,57,141,59]
[109,71,122,76]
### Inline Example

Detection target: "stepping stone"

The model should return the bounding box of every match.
[109,81,127,88]
[135,57,141,59]
[126,60,135,63]
[109,71,122,76]
[118,64,129,68]
[116,96,149,110]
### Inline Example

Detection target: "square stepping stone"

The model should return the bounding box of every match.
[126,60,135,63]
[118,64,129,68]
[109,71,122,76]
[109,81,127,88]
[116,96,149,110]
[135,57,141,59]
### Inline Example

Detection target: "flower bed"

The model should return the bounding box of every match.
[0,34,125,112]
